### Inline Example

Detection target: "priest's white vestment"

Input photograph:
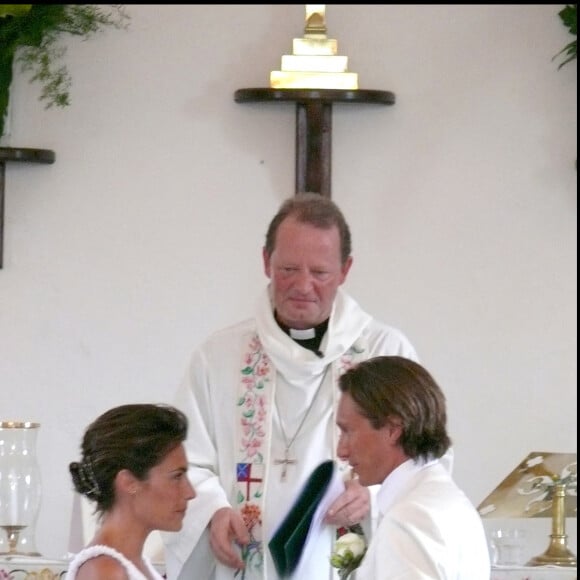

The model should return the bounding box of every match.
[163,287,418,580]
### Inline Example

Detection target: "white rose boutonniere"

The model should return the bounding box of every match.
[330,530,367,580]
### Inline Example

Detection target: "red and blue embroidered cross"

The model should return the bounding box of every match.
[237,463,263,501]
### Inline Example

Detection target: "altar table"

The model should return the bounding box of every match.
[491,565,577,579]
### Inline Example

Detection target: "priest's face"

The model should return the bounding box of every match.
[263,217,352,330]
[336,392,406,486]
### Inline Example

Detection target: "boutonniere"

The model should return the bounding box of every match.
[330,526,367,580]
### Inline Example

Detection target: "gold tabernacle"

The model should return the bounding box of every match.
[270,5,358,90]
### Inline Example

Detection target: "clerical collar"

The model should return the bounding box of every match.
[275,315,329,354]
[289,328,315,340]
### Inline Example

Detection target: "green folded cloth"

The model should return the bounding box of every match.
[268,460,334,577]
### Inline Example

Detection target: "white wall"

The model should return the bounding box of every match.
[0,4,576,561]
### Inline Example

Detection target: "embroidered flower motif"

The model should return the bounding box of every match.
[241,502,262,529]
[339,342,367,374]
[330,529,367,580]
[236,335,271,578]
[235,503,264,579]
[238,337,271,462]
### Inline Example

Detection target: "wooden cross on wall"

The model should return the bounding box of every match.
[0,147,55,269]
[234,5,395,198]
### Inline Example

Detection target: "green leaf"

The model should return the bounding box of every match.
[0,5,32,18]
[554,4,577,69]
[0,4,130,137]
[559,4,577,36]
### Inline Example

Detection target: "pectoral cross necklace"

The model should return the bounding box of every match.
[274,364,330,482]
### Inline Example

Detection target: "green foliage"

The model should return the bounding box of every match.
[0,6,32,18]
[0,4,129,138]
[553,4,577,70]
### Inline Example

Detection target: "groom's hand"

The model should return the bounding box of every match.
[324,478,370,528]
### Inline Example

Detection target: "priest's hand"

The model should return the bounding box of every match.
[209,507,251,570]
[324,478,370,528]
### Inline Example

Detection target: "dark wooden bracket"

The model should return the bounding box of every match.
[234,88,395,197]
[0,147,56,269]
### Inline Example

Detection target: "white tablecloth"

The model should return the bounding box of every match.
[491,565,577,579]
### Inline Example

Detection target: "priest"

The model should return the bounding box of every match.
[163,193,418,580]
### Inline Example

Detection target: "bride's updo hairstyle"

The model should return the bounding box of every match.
[68,403,188,516]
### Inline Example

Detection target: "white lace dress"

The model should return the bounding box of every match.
[66,545,164,580]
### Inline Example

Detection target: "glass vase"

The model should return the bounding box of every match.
[0,421,42,556]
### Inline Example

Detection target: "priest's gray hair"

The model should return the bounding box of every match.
[264,192,352,264]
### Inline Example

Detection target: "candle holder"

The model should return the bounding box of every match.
[0,421,42,556]
[527,481,577,566]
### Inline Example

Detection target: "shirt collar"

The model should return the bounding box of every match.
[376,456,438,516]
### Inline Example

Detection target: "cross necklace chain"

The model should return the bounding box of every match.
[274,364,330,481]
